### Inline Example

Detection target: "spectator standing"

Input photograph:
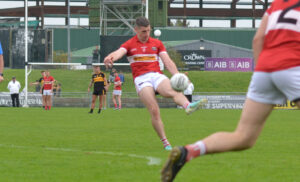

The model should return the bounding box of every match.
[92,45,100,63]
[119,71,125,84]
[112,72,122,110]
[7,76,21,107]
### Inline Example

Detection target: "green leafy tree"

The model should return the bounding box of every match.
[167,48,185,68]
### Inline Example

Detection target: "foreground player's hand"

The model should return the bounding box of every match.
[104,56,114,69]
[0,76,3,82]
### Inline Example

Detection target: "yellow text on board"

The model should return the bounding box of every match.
[274,100,298,110]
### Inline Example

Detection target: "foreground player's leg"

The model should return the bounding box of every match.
[89,95,97,113]
[156,79,207,115]
[139,86,172,150]
[161,99,274,182]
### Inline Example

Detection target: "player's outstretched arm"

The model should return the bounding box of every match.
[30,81,39,86]
[159,52,179,75]
[103,48,127,67]
[252,14,268,65]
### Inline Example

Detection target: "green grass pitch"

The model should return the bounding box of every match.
[0,107,299,182]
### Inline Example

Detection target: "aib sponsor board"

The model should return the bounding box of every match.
[205,58,253,72]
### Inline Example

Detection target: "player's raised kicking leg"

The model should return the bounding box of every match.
[161,98,274,182]
[156,79,207,115]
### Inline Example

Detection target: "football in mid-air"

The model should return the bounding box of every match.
[170,73,189,92]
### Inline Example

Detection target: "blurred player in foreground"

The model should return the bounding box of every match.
[112,72,122,110]
[161,0,300,181]
[41,70,55,110]
[88,66,107,114]
[104,17,207,151]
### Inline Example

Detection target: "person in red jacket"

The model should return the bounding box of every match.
[112,72,122,110]
[41,70,55,110]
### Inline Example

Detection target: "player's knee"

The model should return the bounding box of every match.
[234,131,257,150]
[149,107,160,118]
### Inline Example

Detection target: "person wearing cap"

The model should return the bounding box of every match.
[0,41,4,82]
[7,76,21,107]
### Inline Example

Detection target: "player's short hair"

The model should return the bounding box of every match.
[135,17,150,27]
[41,70,45,73]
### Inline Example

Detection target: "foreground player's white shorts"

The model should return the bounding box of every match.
[247,66,300,105]
[43,89,52,96]
[113,90,122,95]
[134,72,168,93]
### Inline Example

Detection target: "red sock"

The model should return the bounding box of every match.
[45,106,48,110]
[185,141,206,162]
[119,105,121,109]
[48,106,51,110]
[114,103,117,108]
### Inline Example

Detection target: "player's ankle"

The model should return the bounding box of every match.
[183,102,190,109]
[185,141,206,162]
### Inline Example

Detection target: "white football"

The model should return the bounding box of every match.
[154,29,161,37]
[170,73,189,92]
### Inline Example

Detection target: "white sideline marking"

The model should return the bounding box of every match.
[0,144,161,166]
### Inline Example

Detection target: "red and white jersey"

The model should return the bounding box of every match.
[120,35,167,79]
[255,0,300,72]
[43,76,54,90]
[114,76,122,90]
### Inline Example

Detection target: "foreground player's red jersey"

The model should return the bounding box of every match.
[43,76,54,90]
[120,35,167,79]
[114,76,122,90]
[255,0,300,72]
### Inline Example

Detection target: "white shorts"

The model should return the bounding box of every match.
[43,89,52,96]
[247,66,300,105]
[113,90,122,95]
[134,72,168,93]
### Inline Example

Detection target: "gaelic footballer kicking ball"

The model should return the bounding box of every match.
[170,73,189,92]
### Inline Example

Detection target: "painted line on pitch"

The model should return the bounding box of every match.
[0,144,161,166]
